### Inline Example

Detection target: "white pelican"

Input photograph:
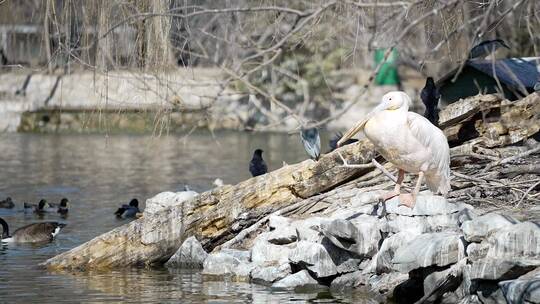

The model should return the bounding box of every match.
[338,91,450,208]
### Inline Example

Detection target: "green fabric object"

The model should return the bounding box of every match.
[374,48,400,85]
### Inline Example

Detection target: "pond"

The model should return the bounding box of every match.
[0,132,378,303]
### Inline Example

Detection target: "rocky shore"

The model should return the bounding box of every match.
[159,190,539,303]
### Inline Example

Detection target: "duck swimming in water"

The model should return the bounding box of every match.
[115,199,141,219]
[0,197,14,209]
[24,199,52,214]
[0,217,66,243]
[57,198,69,216]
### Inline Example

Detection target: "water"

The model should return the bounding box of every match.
[0,132,375,303]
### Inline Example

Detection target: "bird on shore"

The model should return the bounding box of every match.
[0,217,66,243]
[338,91,451,208]
[329,132,359,152]
[249,149,268,177]
[57,198,69,216]
[0,197,14,209]
[420,77,441,126]
[115,199,141,219]
[301,127,321,161]
[469,39,510,59]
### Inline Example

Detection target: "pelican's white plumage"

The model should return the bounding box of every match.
[338,91,450,206]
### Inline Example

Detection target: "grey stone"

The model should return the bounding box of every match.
[251,238,291,265]
[330,270,363,289]
[368,272,409,295]
[202,252,241,276]
[272,270,324,290]
[220,248,251,263]
[392,232,465,273]
[251,263,291,284]
[470,258,540,281]
[232,262,257,280]
[268,215,291,230]
[348,215,381,257]
[385,195,471,216]
[499,272,540,304]
[320,219,359,253]
[321,237,363,274]
[165,236,208,268]
[486,221,540,259]
[289,241,338,278]
[292,217,328,243]
[458,295,482,304]
[462,213,519,243]
[374,232,419,274]
[467,242,489,261]
[266,227,297,245]
[350,190,385,206]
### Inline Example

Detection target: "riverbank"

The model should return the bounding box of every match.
[0,69,425,133]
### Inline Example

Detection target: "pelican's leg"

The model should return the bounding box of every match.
[399,171,424,208]
[381,169,404,200]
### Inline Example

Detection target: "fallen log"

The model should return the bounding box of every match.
[43,141,376,270]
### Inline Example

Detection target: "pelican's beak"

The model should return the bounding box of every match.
[337,103,386,147]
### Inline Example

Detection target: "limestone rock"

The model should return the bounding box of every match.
[470,258,540,281]
[144,190,198,215]
[165,236,208,268]
[232,262,257,280]
[272,270,323,290]
[467,242,489,261]
[499,272,540,304]
[251,263,291,284]
[321,237,363,274]
[220,248,251,263]
[348,215,381,257]
[251,238,291,265]
[268,215,291,230]
[202,252,241,276]
[292,217,328,243]
[320,219,359,253]
[385,195,471,216]
[289,241,338,278]
[266,227,297,245]
[486,222,540,259]
[368,272,409,295]
[330,270,363,289]
[462,213,519,243]
[392,232,465,273]
[374,231,419,274]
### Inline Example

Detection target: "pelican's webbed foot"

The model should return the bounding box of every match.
[398,193,416,209]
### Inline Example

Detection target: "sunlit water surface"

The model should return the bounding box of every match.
[0,132,377,303]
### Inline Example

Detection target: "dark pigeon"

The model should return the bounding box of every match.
[249,149,268,177]
[329,132,358,152]
[469,39,510,59]
[420,77,441,126]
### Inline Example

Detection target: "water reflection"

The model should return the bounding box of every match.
[0,132,379,303]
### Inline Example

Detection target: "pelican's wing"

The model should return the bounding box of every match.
[407,112,451,194]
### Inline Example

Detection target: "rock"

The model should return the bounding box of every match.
[330,270,363,289]
[321,238,363,274]
[374,232,419,274]
[202,252,240,276]
[467,242,489,261]
[499,273,540,304]
[470,258,540,281]
[384,214,427,235]
[268,215,291,230]
[385,195,471,216]
[422,261,465,303]
[350,190,385,206]
[251,238,291,265]
[368,272,409,295]
[266,227,297,245]
[289,241,338,278]
[165,236,208,268]
[348,215,381,257]
[272,270,324,290]
[251,263,291,284]
[320,219,359,253]
[220,248,251,262]
[292,217,328,243]
[462,213,519,243]
[144,190,198,215]
[458,295,483,304]
[486,221,540,259]
[392,232,466,273]
[232,262,257,280]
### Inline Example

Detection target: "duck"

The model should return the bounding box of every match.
[24,199,53,213]
[0,217,66,243]
[115,199,141,219]
[57,198,69,216]
[0,197,14,209]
